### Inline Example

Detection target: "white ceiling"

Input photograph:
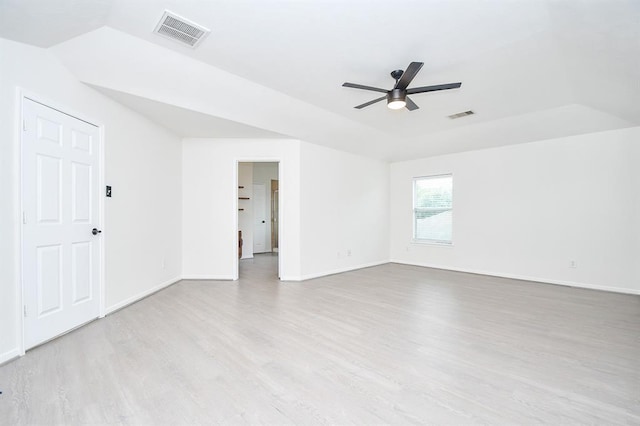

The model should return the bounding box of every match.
[91,86,288,139]
[1,0,638,161]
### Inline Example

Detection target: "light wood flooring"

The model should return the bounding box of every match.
[1,254,639,424]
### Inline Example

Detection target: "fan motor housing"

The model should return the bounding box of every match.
[387,88,406,103]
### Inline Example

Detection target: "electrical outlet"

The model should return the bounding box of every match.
[569,260,577,268]
[162,259,166,269]
[337,251,341,259]
[347,249,352,257]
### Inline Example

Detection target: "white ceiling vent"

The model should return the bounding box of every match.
[448,110,475,119]
[154,10,210,48]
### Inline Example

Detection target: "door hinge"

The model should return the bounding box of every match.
[22,120,27,131]
[24,305,27,317]
[22,211,27,224]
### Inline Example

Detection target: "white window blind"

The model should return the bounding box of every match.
[413,174,453,244]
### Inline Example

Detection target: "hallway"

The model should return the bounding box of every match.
[239,252,279,281]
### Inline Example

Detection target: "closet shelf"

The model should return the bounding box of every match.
[239,197,250,200]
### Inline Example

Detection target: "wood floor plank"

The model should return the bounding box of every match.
[1,254,639,424]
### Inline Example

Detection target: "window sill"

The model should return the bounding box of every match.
[411,240,454,247]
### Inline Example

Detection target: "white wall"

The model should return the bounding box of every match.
[253,162,279,252]
[0,39,182,363]
[102,111,182,311]
[390,127,640,294]
[182,139,301,280]
[299,141,390,279]
[238,163,253,259]
[182,139,390,281]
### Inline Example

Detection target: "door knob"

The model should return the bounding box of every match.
[262,220,265,223]
[92,228,102,235]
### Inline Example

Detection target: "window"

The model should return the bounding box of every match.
[413,174,453,244]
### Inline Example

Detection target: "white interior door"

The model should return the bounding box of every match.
[22,98,101,350]
[253,183,267,253]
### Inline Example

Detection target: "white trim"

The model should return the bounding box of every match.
[278,275,299,281]
[105,276,182,315]
[291,260,389,282]
[20,90,103,127]
[277,161,283,279]
[0,348,21,366]
[18,90,106,354]
[390,259,640,296]
[181,275,235,281]
[98,124,106,318]
[233,162,239,280]
[15,89,25,356]
[411,240,454,247]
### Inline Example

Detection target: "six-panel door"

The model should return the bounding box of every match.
[22,98,101,349]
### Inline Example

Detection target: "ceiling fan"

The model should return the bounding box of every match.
[342,62,462,111]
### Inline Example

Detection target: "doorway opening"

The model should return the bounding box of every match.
[237,161,279,279]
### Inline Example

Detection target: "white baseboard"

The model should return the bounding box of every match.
[181,275,235,281]
[105,276,182,315]
[0,348,21,366]
[390,259,640,295]
[291,260,389,282]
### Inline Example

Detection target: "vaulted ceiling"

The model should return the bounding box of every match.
[1,0,638,161]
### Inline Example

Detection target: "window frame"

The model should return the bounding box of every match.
[412,173,453,245]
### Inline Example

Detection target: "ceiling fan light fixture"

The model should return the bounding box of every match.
[387,99,406,110]
[342,62,461,111]
[387,89,406,110]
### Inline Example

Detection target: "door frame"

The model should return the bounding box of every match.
[17,90,106,355]
[233,159,282,280]
[270,179,279,252]
[251,182,267,254]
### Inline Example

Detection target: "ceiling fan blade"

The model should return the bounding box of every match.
[342,82,388,94]
[405,97,419,111]
[394,62,424,90]
[354,96,386,109]
[406,82,462,94]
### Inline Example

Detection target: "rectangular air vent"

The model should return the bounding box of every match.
[448,110,475,119]
[154,10,210,48]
